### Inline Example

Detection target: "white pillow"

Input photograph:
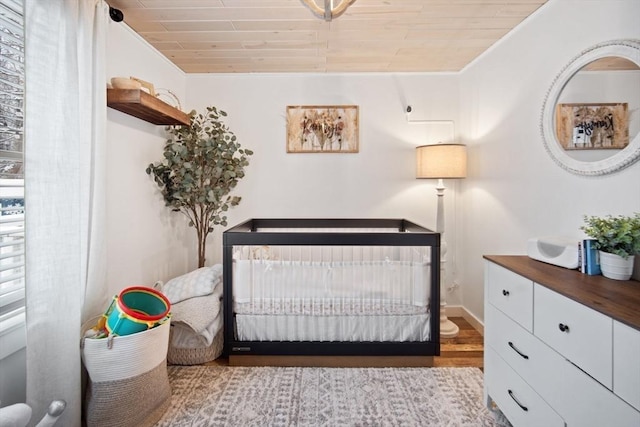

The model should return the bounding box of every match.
[160,265,222,304]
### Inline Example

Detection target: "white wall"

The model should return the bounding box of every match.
[102,0,640,325]
[105,22,193,295]
[185,73,466,303]
[458,0,640,321]
[0,348,25,406]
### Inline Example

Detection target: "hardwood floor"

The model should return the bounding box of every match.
[205,317,483,369]
[434,317,484,369]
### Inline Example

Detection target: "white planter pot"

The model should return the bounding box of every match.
[598,251,635,281]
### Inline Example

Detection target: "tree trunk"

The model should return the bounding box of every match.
[197,227,208,268]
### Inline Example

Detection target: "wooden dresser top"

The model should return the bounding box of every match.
[484,255,640,331]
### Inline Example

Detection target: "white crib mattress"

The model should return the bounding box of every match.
[235,313,430,342]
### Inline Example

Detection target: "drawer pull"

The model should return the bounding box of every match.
[508,389,529,412]
[502,289,510,296]
[508,341,529,359]
[558,323,570,333]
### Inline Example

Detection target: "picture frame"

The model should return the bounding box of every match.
[555,103,629,150]
[286,105,359,153]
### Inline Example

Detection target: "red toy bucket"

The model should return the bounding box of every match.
[104,286,171,336]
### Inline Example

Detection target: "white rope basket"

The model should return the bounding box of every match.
[81,318,172,427]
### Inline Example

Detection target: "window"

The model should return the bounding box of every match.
[0,0,24,358]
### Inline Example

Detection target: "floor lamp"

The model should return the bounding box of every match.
[416,143,467,338]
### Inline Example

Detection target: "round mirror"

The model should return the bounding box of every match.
[541,39,640,175]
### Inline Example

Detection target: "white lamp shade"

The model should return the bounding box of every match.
[416,143,467,179]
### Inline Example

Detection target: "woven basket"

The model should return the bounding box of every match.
[167,326,223,365]
[84,361,170,427]
[81,319,171,427]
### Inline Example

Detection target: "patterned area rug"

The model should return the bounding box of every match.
[155,366,510,426]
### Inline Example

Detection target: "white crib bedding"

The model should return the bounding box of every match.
[235,313,430,342]
[234,299,427,315]
[231,247,432,343]
[233,258,430,306]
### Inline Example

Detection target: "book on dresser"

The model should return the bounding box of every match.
[582,239,601,275]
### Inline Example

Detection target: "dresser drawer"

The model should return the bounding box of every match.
[534,283,613,389]
[558,355,640,427]
[486,261,533,331]
[485,304,566,405]
[614,320,640,411]
[485,347,564,427]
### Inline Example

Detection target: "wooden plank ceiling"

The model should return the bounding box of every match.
[106,0,549,73]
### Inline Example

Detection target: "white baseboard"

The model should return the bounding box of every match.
[444,305,484,336]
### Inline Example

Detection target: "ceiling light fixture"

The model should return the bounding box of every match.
[300,0,356,21]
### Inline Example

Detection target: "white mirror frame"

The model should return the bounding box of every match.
[541,39,640,176]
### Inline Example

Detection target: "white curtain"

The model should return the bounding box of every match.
[24,1,108,425]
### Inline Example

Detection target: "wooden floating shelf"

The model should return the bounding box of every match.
[107,88,190,126]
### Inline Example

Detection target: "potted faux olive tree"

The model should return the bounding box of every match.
[580,213,640,280]
[146,106,253,267]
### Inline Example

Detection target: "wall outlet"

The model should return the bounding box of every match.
[447,282,460,293]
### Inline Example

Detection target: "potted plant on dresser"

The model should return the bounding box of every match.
[581,213,640,280]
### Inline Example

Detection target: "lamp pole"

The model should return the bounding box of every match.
[436,178,459,338]
[415,142,465,339]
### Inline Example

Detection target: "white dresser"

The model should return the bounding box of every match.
[484,255,640,427]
